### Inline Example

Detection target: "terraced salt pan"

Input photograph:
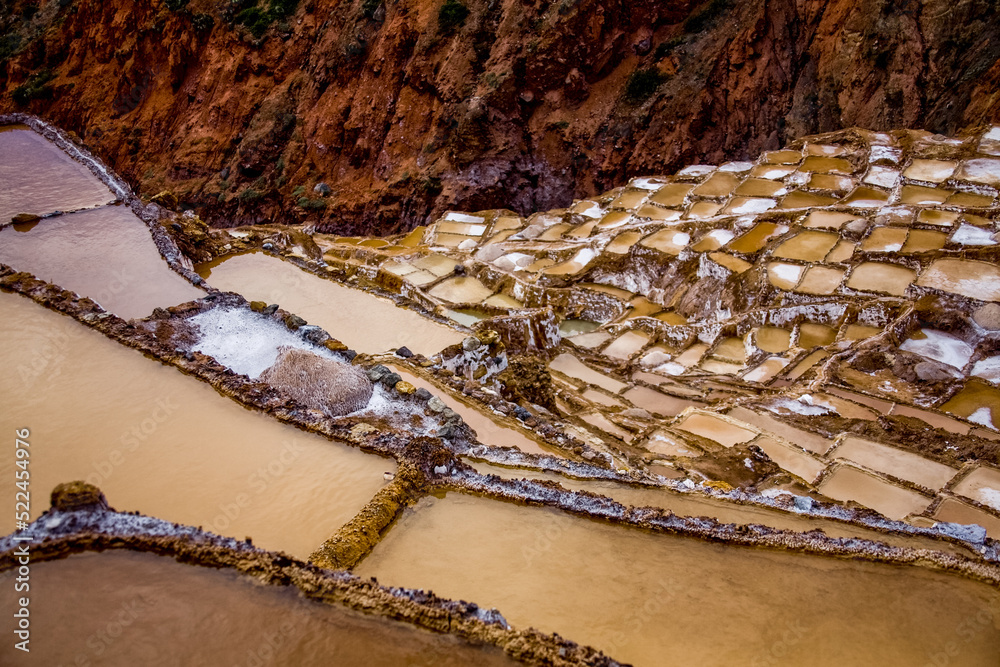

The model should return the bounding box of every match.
[933,497,1000,539]
[818,464,930,520]
[549,354,626,393]
[0,551,516,667]
[917,259,1000,302]
[900,329,973,370]
[390,367,553,456]
[0,206,203,319]
[0,125,115,223]
[0,293,391,559]
[952,466,1000,512]
[198,253,464,356]
[357,493,1000,667]
[831,437,958,491]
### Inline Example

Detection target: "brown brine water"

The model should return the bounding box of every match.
[357,493,1000,667]
[0,292,393,559]
[0,125,114,223]
[0,205,204,319]
[0,551,517,666]
[198,253,465,356]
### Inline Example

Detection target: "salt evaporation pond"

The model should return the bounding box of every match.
[0,205,204,319]
[0,551,517,667]
[0,125,114,223]
[0,293,393,559]
[198,252,465,356]
[357,493,1000,667]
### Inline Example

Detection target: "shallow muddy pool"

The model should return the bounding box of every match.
[0,205,203,319]
[0,293,392,559]
[357,493,1000,667]
[0,551,516,667]
[197,253,464,356]
[0,125,115,223]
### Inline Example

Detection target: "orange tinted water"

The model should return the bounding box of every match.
[0,206,203,318]
[0,125,114,223]
[0,551,516,667]
[0,293,392,559]
[358,493,1000,667]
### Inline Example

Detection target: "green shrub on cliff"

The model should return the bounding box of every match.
[12,69,56,106]
[625,68,668,103]
[438,0,469,32]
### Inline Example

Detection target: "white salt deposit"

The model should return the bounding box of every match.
[189,307,338,379]
[863,166,900,188]
[677,165,716,177]
[972,357,1000,384]
[731,198,776,214]
[899,329,973,370]
[968,407,994,429]
[951,224,996,246]
[719,161,754,172]
[444,212,486,223]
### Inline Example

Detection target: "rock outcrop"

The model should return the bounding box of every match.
[1,0,999,234]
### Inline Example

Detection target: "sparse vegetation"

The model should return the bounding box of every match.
[297,196,327,210]
[654,36,685,60]
[438,0,469,32]
[233,0,299,38]
[12,69,56,106]
[624,68,668,103]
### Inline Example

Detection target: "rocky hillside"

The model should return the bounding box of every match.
[2,0,1000,234]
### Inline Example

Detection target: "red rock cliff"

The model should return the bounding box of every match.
[2,0,999,234]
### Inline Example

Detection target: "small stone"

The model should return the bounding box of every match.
[427,396,447,413]
[350,423,378,440]
[11,212,40,225]
[380,372,402,387]
[151,307,170,320]
[441,408,461,423]
[343,350,358,361]
[51,481,110,512]
[395,380,416,395]
[323,339,348,352]
[249,300,267,312]
[262,304,279,315]
[793,496,814,512]
[433,465,449,475]
[150,191,178,209]
[299,325,330,344]
[934,521,987,545]
[620,408,652,419]
[395,346,414,358]
[313,182,332,196]
[914,361,960,382]
[284,314,307,329]
[472,366,487,380]
[974,303,1000,331]
[414,387,432,401]
[419,359,435,367]
[367,365,390,382]
[512,406,531,421]
[262,242,275,251]
[462,336,482,351]
[383,471,395,481]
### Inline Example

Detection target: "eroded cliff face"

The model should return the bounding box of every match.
[2,0,999,234]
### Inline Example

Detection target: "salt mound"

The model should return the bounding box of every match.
[260,347,373,416]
